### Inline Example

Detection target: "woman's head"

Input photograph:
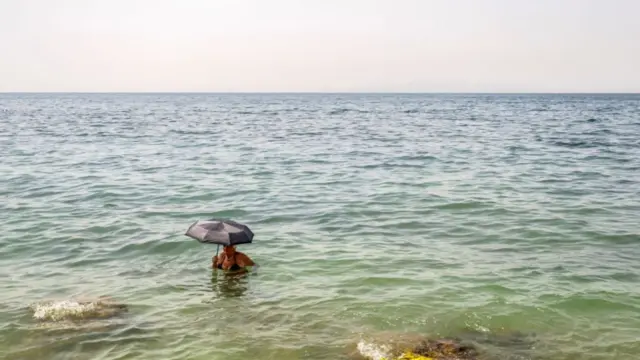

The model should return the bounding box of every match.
[223,245,236,256]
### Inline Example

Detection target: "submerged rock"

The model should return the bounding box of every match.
[353,332,427,360]
[29,296,128,322]
[408,338,479,360]
[353,333,479,360]
[353,329,537,360]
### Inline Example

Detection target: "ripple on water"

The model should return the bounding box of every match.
[0,93,640,360]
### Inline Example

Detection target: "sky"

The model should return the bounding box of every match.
[1,0,639,93]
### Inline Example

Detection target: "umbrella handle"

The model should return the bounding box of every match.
[213,245,220,270]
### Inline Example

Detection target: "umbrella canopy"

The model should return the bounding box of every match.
[185,218,254,246]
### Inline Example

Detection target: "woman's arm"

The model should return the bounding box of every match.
[212,253,225,267]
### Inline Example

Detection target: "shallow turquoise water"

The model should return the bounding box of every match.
[1,93,639,360]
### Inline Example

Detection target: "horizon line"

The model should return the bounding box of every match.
[1,91,639,95]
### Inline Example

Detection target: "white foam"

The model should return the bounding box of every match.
[31,300,99,321]
[356,340,393,360]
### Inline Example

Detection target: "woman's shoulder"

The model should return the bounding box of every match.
[235,251,255,265]
[233,251,251,261]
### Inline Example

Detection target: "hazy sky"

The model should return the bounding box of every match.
[1,0,639,92]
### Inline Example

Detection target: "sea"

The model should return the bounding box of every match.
[0,93,639,360]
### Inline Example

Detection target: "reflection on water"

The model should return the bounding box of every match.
[210,269,250,299]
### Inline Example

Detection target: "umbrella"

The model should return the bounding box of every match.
[184,218,254,247]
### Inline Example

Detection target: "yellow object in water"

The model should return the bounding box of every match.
[396,351,434,360]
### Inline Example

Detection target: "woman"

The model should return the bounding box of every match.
[212,245,256,271]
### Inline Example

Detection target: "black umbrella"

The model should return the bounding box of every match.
[185,218,254,247]
[185,218,259,271]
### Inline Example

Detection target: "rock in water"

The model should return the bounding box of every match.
[353,333,479,360]
[30,297,128,322]
[410,339,479,360]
